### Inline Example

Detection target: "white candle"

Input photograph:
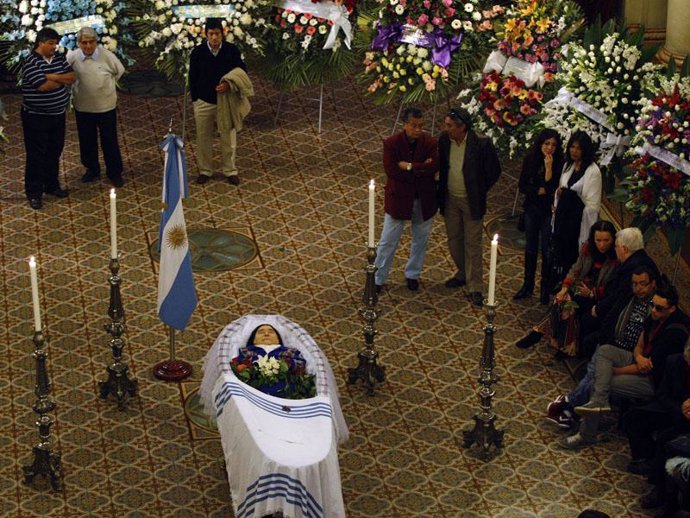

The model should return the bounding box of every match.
[28,256,42,332]
[487,234,498,306]
[368,179,375,248]
[110,189,117,259]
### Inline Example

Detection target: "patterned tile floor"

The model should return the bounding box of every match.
[1,73,688,517]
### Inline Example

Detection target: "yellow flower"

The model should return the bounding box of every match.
[399,85,407,92]
[535,17,550,33]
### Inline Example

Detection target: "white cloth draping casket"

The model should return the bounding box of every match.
[199,315,348,518]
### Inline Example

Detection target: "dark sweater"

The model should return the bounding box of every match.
[189,42,246,105]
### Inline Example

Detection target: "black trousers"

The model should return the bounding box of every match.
[75,108,123,179]
[21,109,65,199]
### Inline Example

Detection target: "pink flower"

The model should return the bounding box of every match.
[444,7,455,17]
[417,13,429,25]
[432,16,443,26]
[423,0,430,7]
[442,0,452,6]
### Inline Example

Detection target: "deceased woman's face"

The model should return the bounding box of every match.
[254,325,280,346]
[594,231,613,254]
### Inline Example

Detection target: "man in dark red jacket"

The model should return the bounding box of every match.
[374,107,438,292]
[438,108,501,306]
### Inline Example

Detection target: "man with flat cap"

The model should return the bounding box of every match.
[438,108,501,307]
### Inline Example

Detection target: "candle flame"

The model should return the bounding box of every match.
[369,179,375,188]
[493,233,499,241]
[110,188,116,196]
[29,256,36,266]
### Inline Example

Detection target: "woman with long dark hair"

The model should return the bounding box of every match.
[549,131,602,286]
[514,129,564,304]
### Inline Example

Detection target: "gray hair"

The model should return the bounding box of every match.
[77,26,98,42]
[616,227,644,252]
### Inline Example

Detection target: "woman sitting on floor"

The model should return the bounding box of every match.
[516,220,618,356]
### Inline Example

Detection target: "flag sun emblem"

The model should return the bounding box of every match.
[165,225,187,249]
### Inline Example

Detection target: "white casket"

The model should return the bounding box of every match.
[199,315,348,518]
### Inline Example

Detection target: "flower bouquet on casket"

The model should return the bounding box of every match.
[359,0,504,106]
[231,354,317,400]
[258,0,358,90]
[611,73,690,255]
[131,0,268,82]
[456,0,583,157]
[541,18,662,191]
[1,0,126,70]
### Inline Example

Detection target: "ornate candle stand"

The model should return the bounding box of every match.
[98,257,138,410]
[347,246,386,395]
[462,302,504,460]
[23,331,62,491]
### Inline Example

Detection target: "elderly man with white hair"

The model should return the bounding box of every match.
[67,26,125,188]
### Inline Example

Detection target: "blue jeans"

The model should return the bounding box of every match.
[567,349,596,407]
[374,199,434,285]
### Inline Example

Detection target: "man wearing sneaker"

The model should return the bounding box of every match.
[547,265,656,436]
[561,271,689,450]
[189,18,246,186]
[438,108,501,307]
[374,107,438,293]
[67,27,126,188]
[21,27,75,210]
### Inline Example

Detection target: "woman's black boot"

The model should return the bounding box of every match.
[513,283,534,300]
[540,284,550,305]
[516,331,543,349]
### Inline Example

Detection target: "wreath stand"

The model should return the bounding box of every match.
[274,83,326,134]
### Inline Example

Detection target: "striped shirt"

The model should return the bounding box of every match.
[21,51,72,115]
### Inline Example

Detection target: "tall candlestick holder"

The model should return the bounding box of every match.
[347,246,386,395]
[23,330,62,491]
[99,257,138,410]
[462,301,504,460]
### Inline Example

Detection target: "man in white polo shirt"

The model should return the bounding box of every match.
[67,27,125,188]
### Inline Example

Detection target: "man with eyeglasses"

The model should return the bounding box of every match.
[438,107,501,307]
[374,107,438,293]
[559,272,689,450]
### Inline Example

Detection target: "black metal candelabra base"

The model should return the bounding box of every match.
[23,443,62,491]
[99,362,138,411]
[462,415,505,460]
[347,349,386,396]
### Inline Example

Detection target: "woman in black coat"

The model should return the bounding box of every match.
[514,129,564,304]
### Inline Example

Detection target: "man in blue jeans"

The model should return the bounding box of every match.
[374,107,438,293]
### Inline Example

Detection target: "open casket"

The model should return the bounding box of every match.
[199,315,349,518]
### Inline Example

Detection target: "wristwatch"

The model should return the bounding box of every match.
[407,162,412,171]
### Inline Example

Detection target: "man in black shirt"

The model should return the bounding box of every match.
[189,18,246,186]
[21,28,75,209]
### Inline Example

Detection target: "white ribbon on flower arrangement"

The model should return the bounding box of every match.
[173,5,236,18]
[635,142,690,177]
[546,87,614,132]
[48,15,104,35]
[482,50,545,88]
[399,24,429,46]
[600,132,631,166]
[281,0,352,49]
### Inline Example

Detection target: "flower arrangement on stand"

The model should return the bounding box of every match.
[457,0,582,157]
[132,0,268,82]
[231,354,317,400]
[259,0,358,90]
[612,74,690,255]
[541,19,661,190]
[1,0,125,70]
[359,0,504,106]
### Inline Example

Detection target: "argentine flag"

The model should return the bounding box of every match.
[157,134,197,330]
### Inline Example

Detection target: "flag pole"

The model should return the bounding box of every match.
[153,326,192,381]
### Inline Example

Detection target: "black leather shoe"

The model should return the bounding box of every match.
[513,284,534,300]
[375,284,383,294]
[516,331,543,349]
[109,176,125,188]
[406,278,419,291]
[470,292,483,307]
[227,175,240,186]
[45,187,69,198]
[445,277,466,288]
[81,169,100,183]
[28,198,42,210]
[196,175,210,185]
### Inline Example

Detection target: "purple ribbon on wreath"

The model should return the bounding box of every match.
[371,21,403,51]
[430,30,463,68]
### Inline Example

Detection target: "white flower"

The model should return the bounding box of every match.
[318,25,327,35]
[240,13,251,25]
[282,32,290,40]
[451,19,461,30]
[417,47,428,58]
[472,11,481,21]
[395,4,404,15]
[462,20,473,31]
[162,27,171,37]
[18,0,28,13]
[287,13,296,23]
[464,3,473,12]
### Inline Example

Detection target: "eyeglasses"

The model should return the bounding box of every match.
[652,303,671,312]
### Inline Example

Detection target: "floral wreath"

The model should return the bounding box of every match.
[457,0,582,157]
[1,0,124,70]
[133,0,268,82]
[359,0,504,106]
[259,0,358,90]
[611,75,690,254]
[541,19,661,189]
